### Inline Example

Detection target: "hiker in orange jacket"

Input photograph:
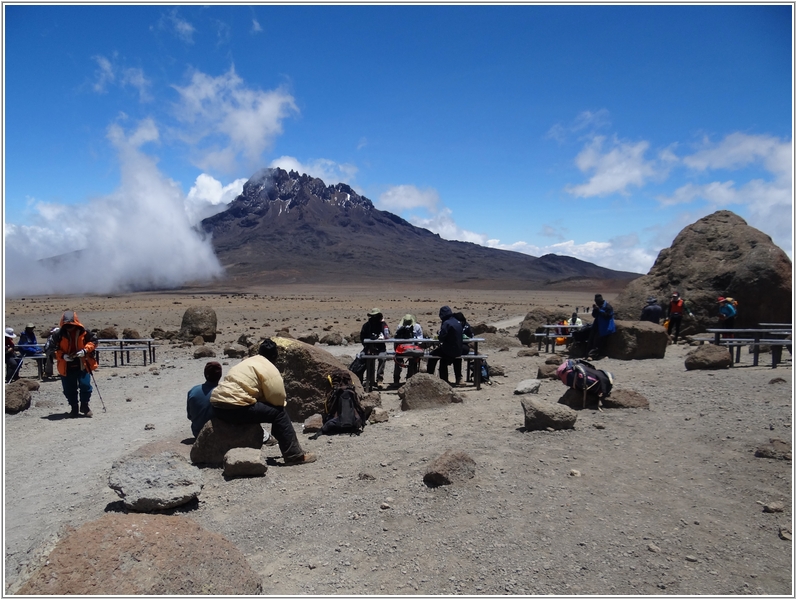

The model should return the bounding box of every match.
[54,310,98,418]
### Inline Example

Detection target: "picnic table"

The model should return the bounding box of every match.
[360,337,487,391]
[95,338,157,367]
[704,327,792,368]
[534,324,586,353]
[12,344,47,380]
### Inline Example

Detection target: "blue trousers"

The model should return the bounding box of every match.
[61,368,92,408]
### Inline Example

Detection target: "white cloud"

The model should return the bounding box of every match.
[173,67,298,173]
[185,174,246,225]
[683,133,791,179]
[4,119,223,297]
[121,67,152,102]
[565,135,663,197]
[377,185,440,213]
[251,18,262,33]
[92,55,115,93]
[546,109,610,143]
[166,9,195,44]
[268,156,357,185]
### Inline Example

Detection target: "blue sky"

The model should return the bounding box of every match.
[4,4,793,295]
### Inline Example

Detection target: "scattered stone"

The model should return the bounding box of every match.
[122,328,141,340]
[398,373,462,410]
[144,423,155,430]
[754,438,791,461]
[320,332,343,346]
[193,346,216,359]
[544,355,562,365]
[769,377,787,385]
[648,543,661,553]
[487,363,505,377]
[514,379,541,395]
[368,407,389,423]
[778,527,792,541]
[685,555,698,562]
[358,472,375,481]
[17,513,262,595]
[192,335,205,346]
[517,348,539,358]
[303,413,323,433]
[569,469,581,477]
[223,448,267,478]
[684,345,732,370]
[423,450,476,487]
[380,502,391,510]
[521,398,577,431]
[601,389,650,409]
[593,423,606,429]
[536,363,560,380]
[97,326,118,339]
[298,332,319,345]
[223,343,248,358]
[190,418,263,465]
[757,501,785,513]
[604,320,670,360]
[108,451,203,511]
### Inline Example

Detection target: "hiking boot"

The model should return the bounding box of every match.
[80,403,93,418]
[284,452,317,466]
[69,406,80,418]
[263,433,278,446]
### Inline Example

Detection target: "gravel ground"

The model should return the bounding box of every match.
[4,287,793,595]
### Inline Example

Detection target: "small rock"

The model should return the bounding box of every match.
[648,543,661,553]
[759,501,785,513]
[144,423,155,430]
[685,555,698,562]
[569,469,581,477]
[380,503,391,510]
[778,527,792,541]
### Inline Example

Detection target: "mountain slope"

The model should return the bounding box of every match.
[201,168,640,289]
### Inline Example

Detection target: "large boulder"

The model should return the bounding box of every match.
[684,344,733,370]
[604,320,669,360]
[179,307,217,342]
[517,307,570,346]
[398,373,464,410]
[16,513,263,595]
[612,211,792,335]
[272,337,364,421]
[190,418,263,465]
[108,451,203,511]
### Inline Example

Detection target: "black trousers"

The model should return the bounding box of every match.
[426,347,462,382]
[667,314,683,342]
[213,402,304,460]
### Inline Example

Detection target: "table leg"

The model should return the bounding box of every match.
[474,357,482,390]
[366,359,375,392]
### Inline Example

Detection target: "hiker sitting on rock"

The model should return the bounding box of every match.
[210,339,316,466]
[187,361,222,438]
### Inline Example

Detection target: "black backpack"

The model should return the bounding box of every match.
[556,359,613,407]
[309,371,367,439]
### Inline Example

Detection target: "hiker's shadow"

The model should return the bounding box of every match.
[42,412,75,421]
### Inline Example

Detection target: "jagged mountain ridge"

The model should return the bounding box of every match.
[201,168,640,288]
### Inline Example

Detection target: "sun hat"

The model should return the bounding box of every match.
[25,323,35,329]
[646,297,658,304]
[5,327,16,339]
[367,308,382,317]
[402,314,415,326]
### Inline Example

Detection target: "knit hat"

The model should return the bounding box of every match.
[717,296,726,303]
[204,361,222,383]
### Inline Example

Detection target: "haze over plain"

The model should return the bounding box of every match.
[3,4,792,295]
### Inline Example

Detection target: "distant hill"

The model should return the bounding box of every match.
[201,168,640,290]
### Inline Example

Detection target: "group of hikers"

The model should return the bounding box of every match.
[5,294,742,466]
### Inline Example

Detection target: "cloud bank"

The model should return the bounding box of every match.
[4,120,224,297]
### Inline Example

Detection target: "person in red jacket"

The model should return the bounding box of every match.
[54,310,98,418]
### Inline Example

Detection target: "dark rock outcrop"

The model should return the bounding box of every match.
[190,419,263,465]
[612,211,792,335]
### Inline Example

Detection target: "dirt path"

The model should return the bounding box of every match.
[4,289,793,594]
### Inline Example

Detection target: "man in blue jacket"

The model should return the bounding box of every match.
[588,294,616,359]
[426,306,464,384]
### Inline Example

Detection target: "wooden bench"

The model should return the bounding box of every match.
[358,352,489,391]
[534,332,572,353]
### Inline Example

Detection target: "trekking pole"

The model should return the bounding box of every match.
[8,357,23,383]
[88,369,107,413]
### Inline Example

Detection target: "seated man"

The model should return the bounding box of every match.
[187,361,222,438]
[18,324,43,356]
[392,314,423,386]
[5,328,21,383]
[210,339,316,466]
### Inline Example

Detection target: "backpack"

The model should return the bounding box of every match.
[395,343,424,358]
[309,371,367,439]
[556,359,614,407]
[468,359,490,383]
[348,356,367,382]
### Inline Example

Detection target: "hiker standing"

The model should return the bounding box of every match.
[426,306,464,384]
[588,294,616,359]
[667,291,694,343]
[360,308,391,387]
[210,339,316,466]
[54,310,98,418]
[640,297,664,324]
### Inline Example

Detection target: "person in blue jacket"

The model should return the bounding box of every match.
[426,306,464,384]
[588,294,616,359]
